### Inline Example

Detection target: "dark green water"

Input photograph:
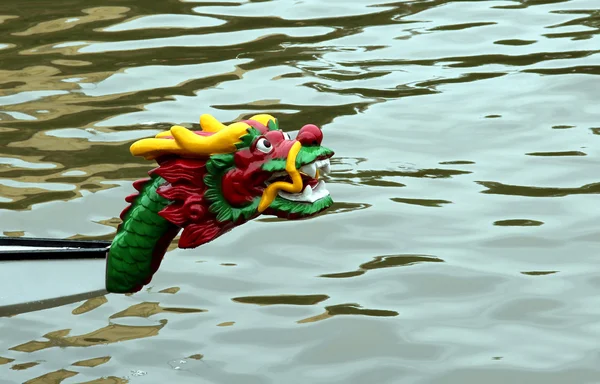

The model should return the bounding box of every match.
[1,0,599,382]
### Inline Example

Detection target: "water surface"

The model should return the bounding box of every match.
[1,0,599,383]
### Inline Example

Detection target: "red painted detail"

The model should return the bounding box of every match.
[148,157,230,248]
[156,130,214,140]
[193,131,214,136]
[159,195,205,227]
[119,205,132,221]
[296,124,323,146]
[223,130,296,206]
[120,178,152,221]
[132,177,151,192]
[243,120,269,134]
[154,157,207,188]
[179,220,221,249]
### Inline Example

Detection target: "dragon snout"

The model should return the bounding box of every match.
[257,141,303,213]
[296,124,323,146]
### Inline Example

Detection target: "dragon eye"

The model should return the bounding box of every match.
[256,138,273,153]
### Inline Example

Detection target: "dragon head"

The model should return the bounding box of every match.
[129,114,334,248]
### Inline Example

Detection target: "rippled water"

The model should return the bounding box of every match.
[0,0,599,382]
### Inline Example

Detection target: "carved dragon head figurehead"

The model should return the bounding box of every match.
[106,114,335,293]
[128,114,334,249]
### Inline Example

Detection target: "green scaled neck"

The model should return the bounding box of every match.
[105,175,179,293]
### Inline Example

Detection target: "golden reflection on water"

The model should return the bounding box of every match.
[2,230,24,237]
[51,59,93,67]
[157,286,180,294]
[231,294,398,324]
[72,295,108,315]
[4,298,208,381]
[72,356,111,367]
[0,8,254,214]
[232,294,330,306]
[298,303,399,324]
[79,376,129,384]
[0,65,132,125]
[217,321,235,327]
[24,369,79,384]
[12,7,129,37]
[321,254,444,279]
[109,301,206,319]
[10,361,39,371]
[0,162,146,210]
[0,16,18,24]
[391,197,453,207]
[9,320,168,353]
[0,65,73,89]
[1,0,599,382]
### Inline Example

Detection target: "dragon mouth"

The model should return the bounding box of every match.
[278,179,329,203]
[266,158,331,203]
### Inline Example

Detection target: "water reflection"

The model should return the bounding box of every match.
[1,0,599,382]
[298,303,399,324]
[478,180,600,197]
[321,254,444,279]
[71,296,108,315]
[109,302,205,319]
[12,7,130,37]
[9,320,168,352]
[10,361,39,371]
[232,294,329,306]
[72,356,111,367]
[23,369,79,384]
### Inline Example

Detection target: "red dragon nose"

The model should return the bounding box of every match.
[296,124,323,146]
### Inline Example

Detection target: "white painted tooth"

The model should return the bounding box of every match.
[276,180,330,203]
[313,180,323,193]
[300,162,317,178]
[321,160,331,175]
[302,185,313,198]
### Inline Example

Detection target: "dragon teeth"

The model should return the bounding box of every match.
[299,159,331,178]
[300,162,317,178]
[321,161,331,175]
[277,181,329,203]
[302,184,313,198]
[315,159,331,175]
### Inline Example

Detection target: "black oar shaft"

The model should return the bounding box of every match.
[0,237,110,260]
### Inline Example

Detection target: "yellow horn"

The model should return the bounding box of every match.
[153,114,228,138]
[130,121,250,160]
[249,114,277,127]
[200,114,227,132]
[155,128,178,139]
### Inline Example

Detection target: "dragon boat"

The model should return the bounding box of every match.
[0,114,334,317]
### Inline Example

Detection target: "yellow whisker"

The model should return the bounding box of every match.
[258,141,303,212]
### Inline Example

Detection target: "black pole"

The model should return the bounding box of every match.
[0,237,110,260]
